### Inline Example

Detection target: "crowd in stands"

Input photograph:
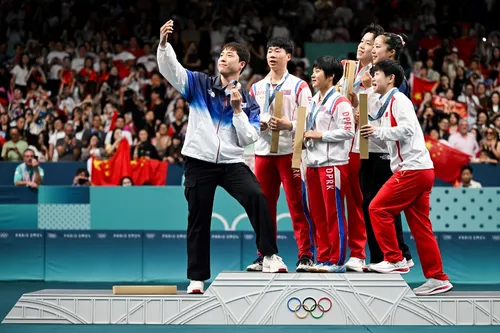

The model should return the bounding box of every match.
[0,0,499,172]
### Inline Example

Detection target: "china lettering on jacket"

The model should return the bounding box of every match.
[325,167,335,190]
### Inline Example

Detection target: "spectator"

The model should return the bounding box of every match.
[448,113,459,135]
[13,148,43,188]
[448,119,480,157]
[72,168,91,187]
[104,116,133,145]
[10,54,30,96]
[164,134,184,164]
[153,123,170,158]
[488,91,500,117]
[105,128,124,157]
[183,42,202,72]
[437,116,450,140]
[150,88,167,124]
[121,176,133,187]
[480,128,500,162]
[133,129,160,160]
[457,165,482,188]
[48,118,66,161]
[56,123,81,161]
[458,83,481,127]
[81,114,105,148]
[168,107,188,139]
[2,128,27,161]
[312,20,333,42]
[81,134,105,162]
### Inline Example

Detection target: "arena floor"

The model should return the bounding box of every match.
[1,282,499,332]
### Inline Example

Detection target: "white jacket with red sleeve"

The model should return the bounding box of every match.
[371,89,434,172]
[304,87,355,167]
[250,72,312,156]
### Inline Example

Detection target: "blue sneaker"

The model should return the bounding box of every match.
[308,262,325,272]
[317,262,346,273]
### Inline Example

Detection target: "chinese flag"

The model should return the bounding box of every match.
[91,139,132,185]
[131,157,152,185]
[411,75,438,105]
[424,135,470,183]
[148,159,168,186]
[130,157,168,185]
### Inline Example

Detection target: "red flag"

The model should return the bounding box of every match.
[130,157,151,185]
[91,139,132,185]
[148,159,168,186]
[411,75,438,105]
[424,135,470,184]
[431,96,468,118]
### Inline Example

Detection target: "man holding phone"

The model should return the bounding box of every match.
[14,149,44,188]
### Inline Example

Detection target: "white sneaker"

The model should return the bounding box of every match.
[187,280,204,294]
[262,254,288,273]
[246,256,263,271]
[413,278,453,296]
[308,262,324,272]
[296,256,314,272]
[317,262,346,273]
[407,259,415,268]
[346,257,365,272]
[369,259,409,274]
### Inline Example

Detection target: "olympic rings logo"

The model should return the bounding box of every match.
[287,297,332,319]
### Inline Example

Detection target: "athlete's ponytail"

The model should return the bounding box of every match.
[381,33,407,61]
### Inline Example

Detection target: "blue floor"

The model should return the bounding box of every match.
[1,282,499,332]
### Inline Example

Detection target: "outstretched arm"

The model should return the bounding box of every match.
[157,20,191,101]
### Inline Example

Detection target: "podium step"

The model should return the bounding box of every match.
[3,272,500,325]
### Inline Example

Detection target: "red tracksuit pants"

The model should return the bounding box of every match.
[345,152,366,259]
[306,165,348,265]
[255,154,313,259]
[369,169,449,280]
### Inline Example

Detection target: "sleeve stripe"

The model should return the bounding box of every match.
[331,96,350,114]
[294,80,302,95]
[295,81,308,101]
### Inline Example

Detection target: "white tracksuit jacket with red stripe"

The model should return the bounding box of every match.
[304,87,355,167]
[371,89,434,172]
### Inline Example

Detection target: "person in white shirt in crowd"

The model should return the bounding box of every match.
[247,36,314,273]
[458,83,481,128]
[71,45,88,72]
[10,53,30,96]
[457,165,482,188]
[48,118,66,161]
[448,119,480,158]
[303,55,354,273]
[137,43,158,73]
[360,59,452,296]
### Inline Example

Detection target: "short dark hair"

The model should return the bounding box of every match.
[76,167,89,177]
[373,60,405,88]
[222,42,250,73]
[380,33,408,60]
[266,36,294,55]
[461,165,473,174]
[361,23,384,39]
[312,56,343,86]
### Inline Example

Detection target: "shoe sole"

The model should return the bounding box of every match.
[262,267,288,273]
[371,267,410,274]
[246,268,263,272]
[346,265,363,273]
[317,269,347,273]
[296,267,311,272]
[414,284,453,296]
[187,290,204,294]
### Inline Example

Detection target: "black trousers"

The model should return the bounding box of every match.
[183,157,278,281]
[359,153,412,264]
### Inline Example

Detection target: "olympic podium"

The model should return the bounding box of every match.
[3,272,500,325]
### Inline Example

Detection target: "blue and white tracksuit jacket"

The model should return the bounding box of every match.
[157,43,260,164]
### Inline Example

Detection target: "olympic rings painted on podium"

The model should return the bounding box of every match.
[287,297,333,319]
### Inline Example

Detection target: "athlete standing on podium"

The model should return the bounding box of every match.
[340,24,384,272]
[158,20,288,295]
[246,37,314,273]
[303,56,354,273]
[360,60,453,296]
[357,32,413,272]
